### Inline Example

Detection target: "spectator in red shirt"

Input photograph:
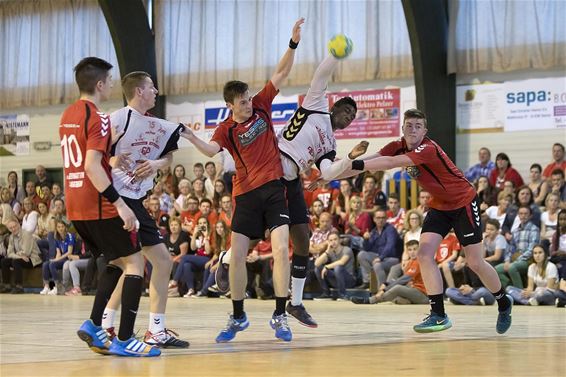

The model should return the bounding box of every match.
[386,193,405,233]
[361,175,387,213]
[179,195,200,234]
[489,153,524,191]
[542,143,566,180]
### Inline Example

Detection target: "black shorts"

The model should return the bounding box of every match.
[122,196,164,247]
[232,180,290,240]
[281,177,309,225]
[422,196,483,247]
[72,217,139,262]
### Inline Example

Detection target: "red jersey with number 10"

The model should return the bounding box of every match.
[59,99,117,220]
[211,81,283,197]
[379,137,476,210]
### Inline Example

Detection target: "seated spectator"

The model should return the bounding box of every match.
[352,240,428,305]
[62,239,90,296]
[314,231,356,301]
[0,187,21,218]
[496,205,540,288]
[489,153,524,190]
[165,217,190,279]
[6,171,25,204]
[152,181,174,216]
[402,209,423,247]
[549,209,566,281]
[204,161,218,198]
[556,279,566,307]
[506,245,557,305]
[357,209,401,290]
[20,197,38,233]
[212,179,228,211]
[549,169,566,206]
[309,212,335,258]
[174,178,192,214]
[415,190,431,218]
[35,202,53,240]
[476,176,497,213]
[246,230,274,300]
[436,230,461,288]
[541,193,560,243]
[0,219,42,294]
[169,217,212,297]
[49,182,64,210]
[198,220,231,297]
[501,181,517,203]
[24,180,42,208]
[360,175,387,214]
[332,179,354,227]
[528,163,549,206]
[342,196,372,249]
[171,164,187,198]
[483,219,507,266]
[445,284,495,306]
[312,181,338,213]
[484,191,512,227]
[39,183,53,207]
[195,198,218,228]
[385,193,405,233]
[309,199,324,231]
[542,143,566,180]
[192,177,209,202]
[179,195,200,234]
[34,164,52,190]
[502,186,541,235]
[217,194,233,228]
[40,220,76,295]
[147,195,169,236]
[464,147,495,184]
[0,203,16,226]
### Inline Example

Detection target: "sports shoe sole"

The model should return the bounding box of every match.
[77,330,111,355]
[286,308,318,328]
[413,322,453,333]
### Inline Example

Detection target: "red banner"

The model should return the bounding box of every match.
[300,88,401,139]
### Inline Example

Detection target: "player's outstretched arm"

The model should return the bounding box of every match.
[363,154,414,171]
[84,150,137,231]
[180,127,220,157]
[270,17,305,90]
[318,141,369,181]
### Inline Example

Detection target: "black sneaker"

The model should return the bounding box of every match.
[351,296,370,304]
[286,303,318,328]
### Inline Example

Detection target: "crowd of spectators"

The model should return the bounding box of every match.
[1,143,565,308]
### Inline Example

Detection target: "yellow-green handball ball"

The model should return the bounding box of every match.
[328,34,353,59]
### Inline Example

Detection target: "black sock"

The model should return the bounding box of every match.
[274,296,287,316]
[428,294,445,317]
[493,287,510,312]
[291,254,309,279]
[117,274,143,340]
[232,299,245,319]
[90,264,123,326]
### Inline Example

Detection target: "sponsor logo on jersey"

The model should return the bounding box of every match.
[406,165,421,178]
[237,118,268,146]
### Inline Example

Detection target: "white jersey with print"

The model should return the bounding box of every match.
[110,106,184,199]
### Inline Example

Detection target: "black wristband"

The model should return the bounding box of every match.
[101,184,120,203]
[289,38,299,49]
[352,160,365,171]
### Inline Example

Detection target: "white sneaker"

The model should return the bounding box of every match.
[182,288,195,298]
[479,297,486,306]
[39,286,49,295]
[47,286,58,295]
[528,297,539,306]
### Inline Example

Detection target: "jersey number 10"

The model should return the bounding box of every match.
[61,134,83,168]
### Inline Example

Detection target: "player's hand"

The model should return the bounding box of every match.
[180,127,195,141]
[134,160,158,180]
[348,141,369,159]
[291,17,305,44]
[111,152,133,172]
[116,202,137,232]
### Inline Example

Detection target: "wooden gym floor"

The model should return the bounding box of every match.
[0,295,564,377]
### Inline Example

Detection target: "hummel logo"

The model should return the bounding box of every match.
[153,318,161,324]
[415,144,426,153]
[280,214,289,219]
[463,233,474,237]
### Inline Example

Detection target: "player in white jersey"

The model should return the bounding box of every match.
[102,71,189,349]
[216,52,368,327]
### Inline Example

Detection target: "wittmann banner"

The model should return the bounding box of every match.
[300,89,401,139]
[0,114,30,156]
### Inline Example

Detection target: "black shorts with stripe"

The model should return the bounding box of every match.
[72,217,139,262]
[421,196,483,247]
[280,177,310,225]
[122,196,164,247]
[232,180,290,240]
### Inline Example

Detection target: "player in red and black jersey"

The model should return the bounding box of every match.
[61,57,159,357]
[181,18,304,343]
[355,109,512,334]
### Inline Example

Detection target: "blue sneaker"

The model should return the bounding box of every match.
[77,319,112,355]
[108,337,161,357]
[215,251,230,293]
[270,313,292,342]
[215,313,249,343]
[496,294,513,334]
[413,312,453,333]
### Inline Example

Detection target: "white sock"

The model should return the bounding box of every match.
[291,277,306,306]
[149,312,165,334]
[101,308,116,329]
[222,248,232,266]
